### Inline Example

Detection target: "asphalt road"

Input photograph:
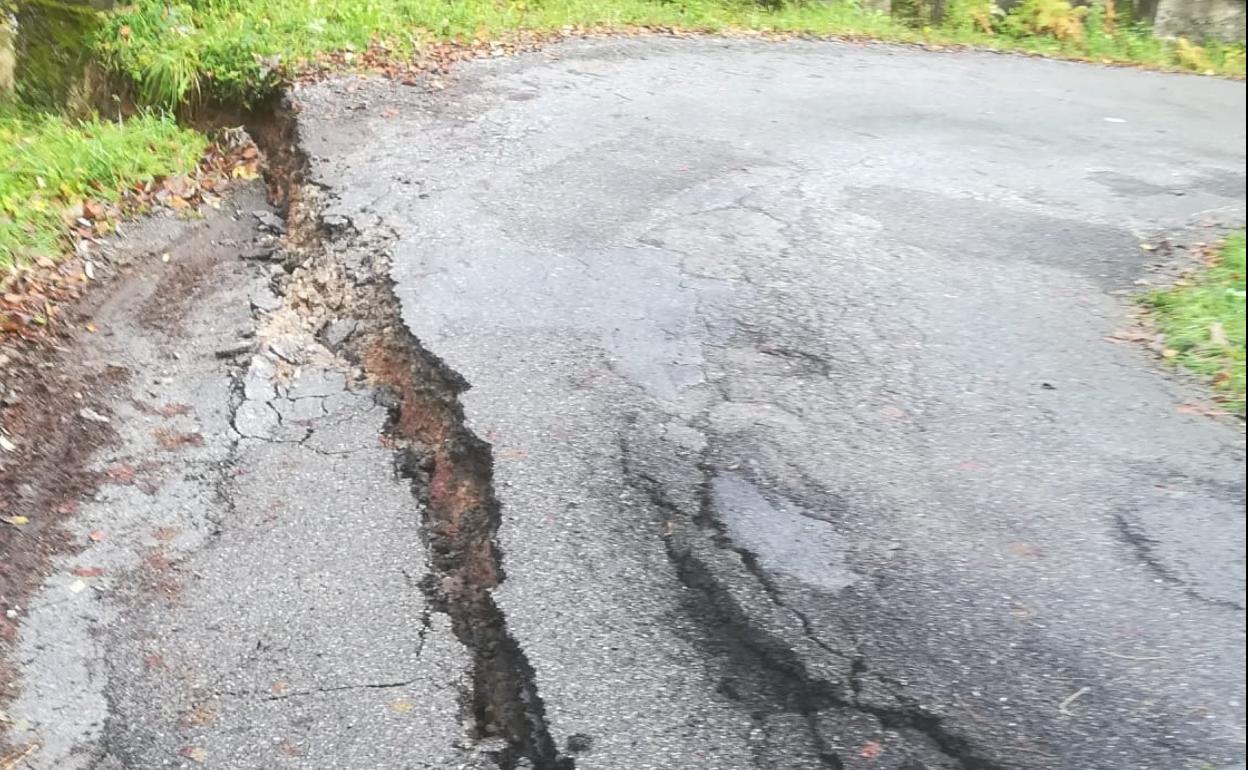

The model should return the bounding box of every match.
[8,37,1244,770]
[296,39,1247,770]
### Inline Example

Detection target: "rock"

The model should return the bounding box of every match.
[214,341,255,360]
[243,355,277,401]
[266,339,303,365]
[253,211,286,235]
[249,285,283,314]
[240,242,279,261]
[320,319,358,349]
[286,368,347,400]
[320,213,352,232]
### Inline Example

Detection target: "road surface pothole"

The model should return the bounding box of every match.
[247,101,575,770]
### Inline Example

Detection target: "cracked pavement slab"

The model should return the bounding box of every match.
[294,38,1247,769]
[3,185,475,769]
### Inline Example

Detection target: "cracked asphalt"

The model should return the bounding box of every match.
[295,38,1247,770]
[5,36,1245,770]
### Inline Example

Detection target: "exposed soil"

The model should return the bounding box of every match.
[270,190,575,770]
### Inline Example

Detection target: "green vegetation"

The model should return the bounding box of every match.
[1,109,206,270]
[97,0,1244,109]
[1,0,1243,273]
[1148,233,1247,414]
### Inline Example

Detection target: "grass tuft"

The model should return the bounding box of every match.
[95,0,1245,110]
[1148,232,1247,414]
[0,109,207,271]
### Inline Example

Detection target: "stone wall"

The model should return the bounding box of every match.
[1154,0,1246,41]
[1,22,15,97]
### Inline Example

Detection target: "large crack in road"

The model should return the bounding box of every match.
[4,34,1244,770]
[285,36,1246,770]
[271,190,578,769]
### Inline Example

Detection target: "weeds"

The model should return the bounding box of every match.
[1148,233,1247,414]
[0,109,206,270]
[95,0,1245,110]
[2,0,1243,274]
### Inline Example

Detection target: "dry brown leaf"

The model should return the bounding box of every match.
[180,746,207,763]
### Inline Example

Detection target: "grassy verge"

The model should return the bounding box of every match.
[96,0,1244,109]
[2,0,1243,274]
[1148,232,1247,414]
[0,109,206,272]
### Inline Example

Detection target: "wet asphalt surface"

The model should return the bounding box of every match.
[296,39,1247,770]
[5,37,1245,770]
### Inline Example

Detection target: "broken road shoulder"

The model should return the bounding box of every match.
[0,107,564,767]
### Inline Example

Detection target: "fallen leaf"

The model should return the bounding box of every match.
[390,699,414,712]
[1161,348,1179,359]
[153,526,181,542]
[79,407,111,423]
[0,742,40,769]
[1106,328,1151,343]
[1139,243,1156,251]
[1008,543,1042,559]
[152,428,205,451]
[271,680,290,695]
[73,567,106,578]
[106,463,137,484]
[859,740,883,759]
[1177,402,1221,416]
[1212,371,1231,386]
[85,323,97,333]
[1,515,29,527]
[88,529,109,542]
[179,704,216,727]
[180,746,207,763]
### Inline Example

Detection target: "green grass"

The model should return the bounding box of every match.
[0,109,207,271]
[3,0,1242,273]
[94,0,903,107]
[96,0,1244,109]
[1148,233,1247,414]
